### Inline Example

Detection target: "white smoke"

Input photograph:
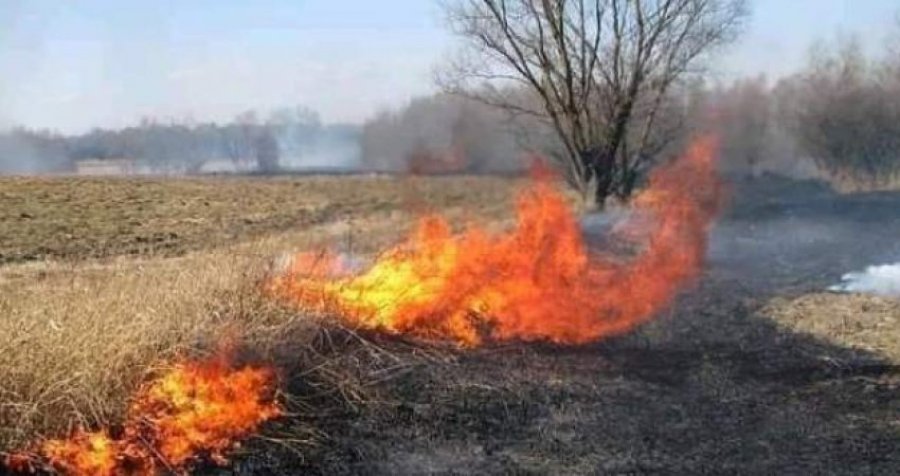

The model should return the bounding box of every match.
[270,251,367,277]
[829,262,900,297]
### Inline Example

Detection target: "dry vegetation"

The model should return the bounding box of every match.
[765,292,900,362]
[826,173,900,194]
[0,175,521,455]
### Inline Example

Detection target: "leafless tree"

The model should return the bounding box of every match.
[888,12,900,63]
[778,37,900,185]
[255,128,281,173]
[440,0,746,207]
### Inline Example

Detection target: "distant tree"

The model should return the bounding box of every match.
[440,0,747,207]
[888,12,900,64]
[885,13,900,87]
[221,110,260,169]
[254,128,280,173]
[360,93,527,173]
[221,125,249,168]
[779,37,900,184]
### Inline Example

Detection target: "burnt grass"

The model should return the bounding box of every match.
[216,175,900,476]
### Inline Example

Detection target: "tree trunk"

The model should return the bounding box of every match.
[591,154,617,210]
[578,147,615,210]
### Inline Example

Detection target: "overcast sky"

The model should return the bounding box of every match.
[0,0,897,133]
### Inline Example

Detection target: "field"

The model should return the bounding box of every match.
[0,175,521,457]
[0,175,523,264]
[1,174,899,474]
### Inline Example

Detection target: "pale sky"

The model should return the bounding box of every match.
[0,0,897,133]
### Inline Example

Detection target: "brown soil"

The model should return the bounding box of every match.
[0,175,521,265]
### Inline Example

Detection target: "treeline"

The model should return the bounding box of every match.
[4,37,898,183]
[360,34,900,186]
[778,38,900,185]
[356,82,771,177]
[0,107,361,175]
[696,36,900,185]
[360,94,539,174]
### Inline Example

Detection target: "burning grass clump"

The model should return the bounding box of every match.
[0,253,386,474]
[6,354,281,475]
[0,246,370,471]
[0,263,420,474]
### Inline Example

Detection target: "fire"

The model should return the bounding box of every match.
[5,356,280,475]
[270,136,723,346]
[40,432,120,476]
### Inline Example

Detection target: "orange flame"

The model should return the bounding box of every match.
[5,356,280,475]
[270,136,723,346]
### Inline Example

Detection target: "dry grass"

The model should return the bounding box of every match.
[763,292,900,362]
[822,172,900,194]
[0,175,520,455]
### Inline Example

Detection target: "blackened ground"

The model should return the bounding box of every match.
[242,175,900,475]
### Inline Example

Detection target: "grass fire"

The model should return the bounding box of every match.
[4,1,900,474]
[4,136,723,474]
[270,137,723,346]
[5,355,279,475]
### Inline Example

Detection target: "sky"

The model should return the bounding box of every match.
[0,0,897,134]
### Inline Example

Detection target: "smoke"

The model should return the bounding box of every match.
[360,93,538,173]
[276,124,362,170]
[0,129,69,175]
[829,262,900,297]
[0,111,364,176]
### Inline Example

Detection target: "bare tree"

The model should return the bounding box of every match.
[440,0,746,207]
[255,128,281,173]
[779,36,900,186]
[888,11,900,64]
